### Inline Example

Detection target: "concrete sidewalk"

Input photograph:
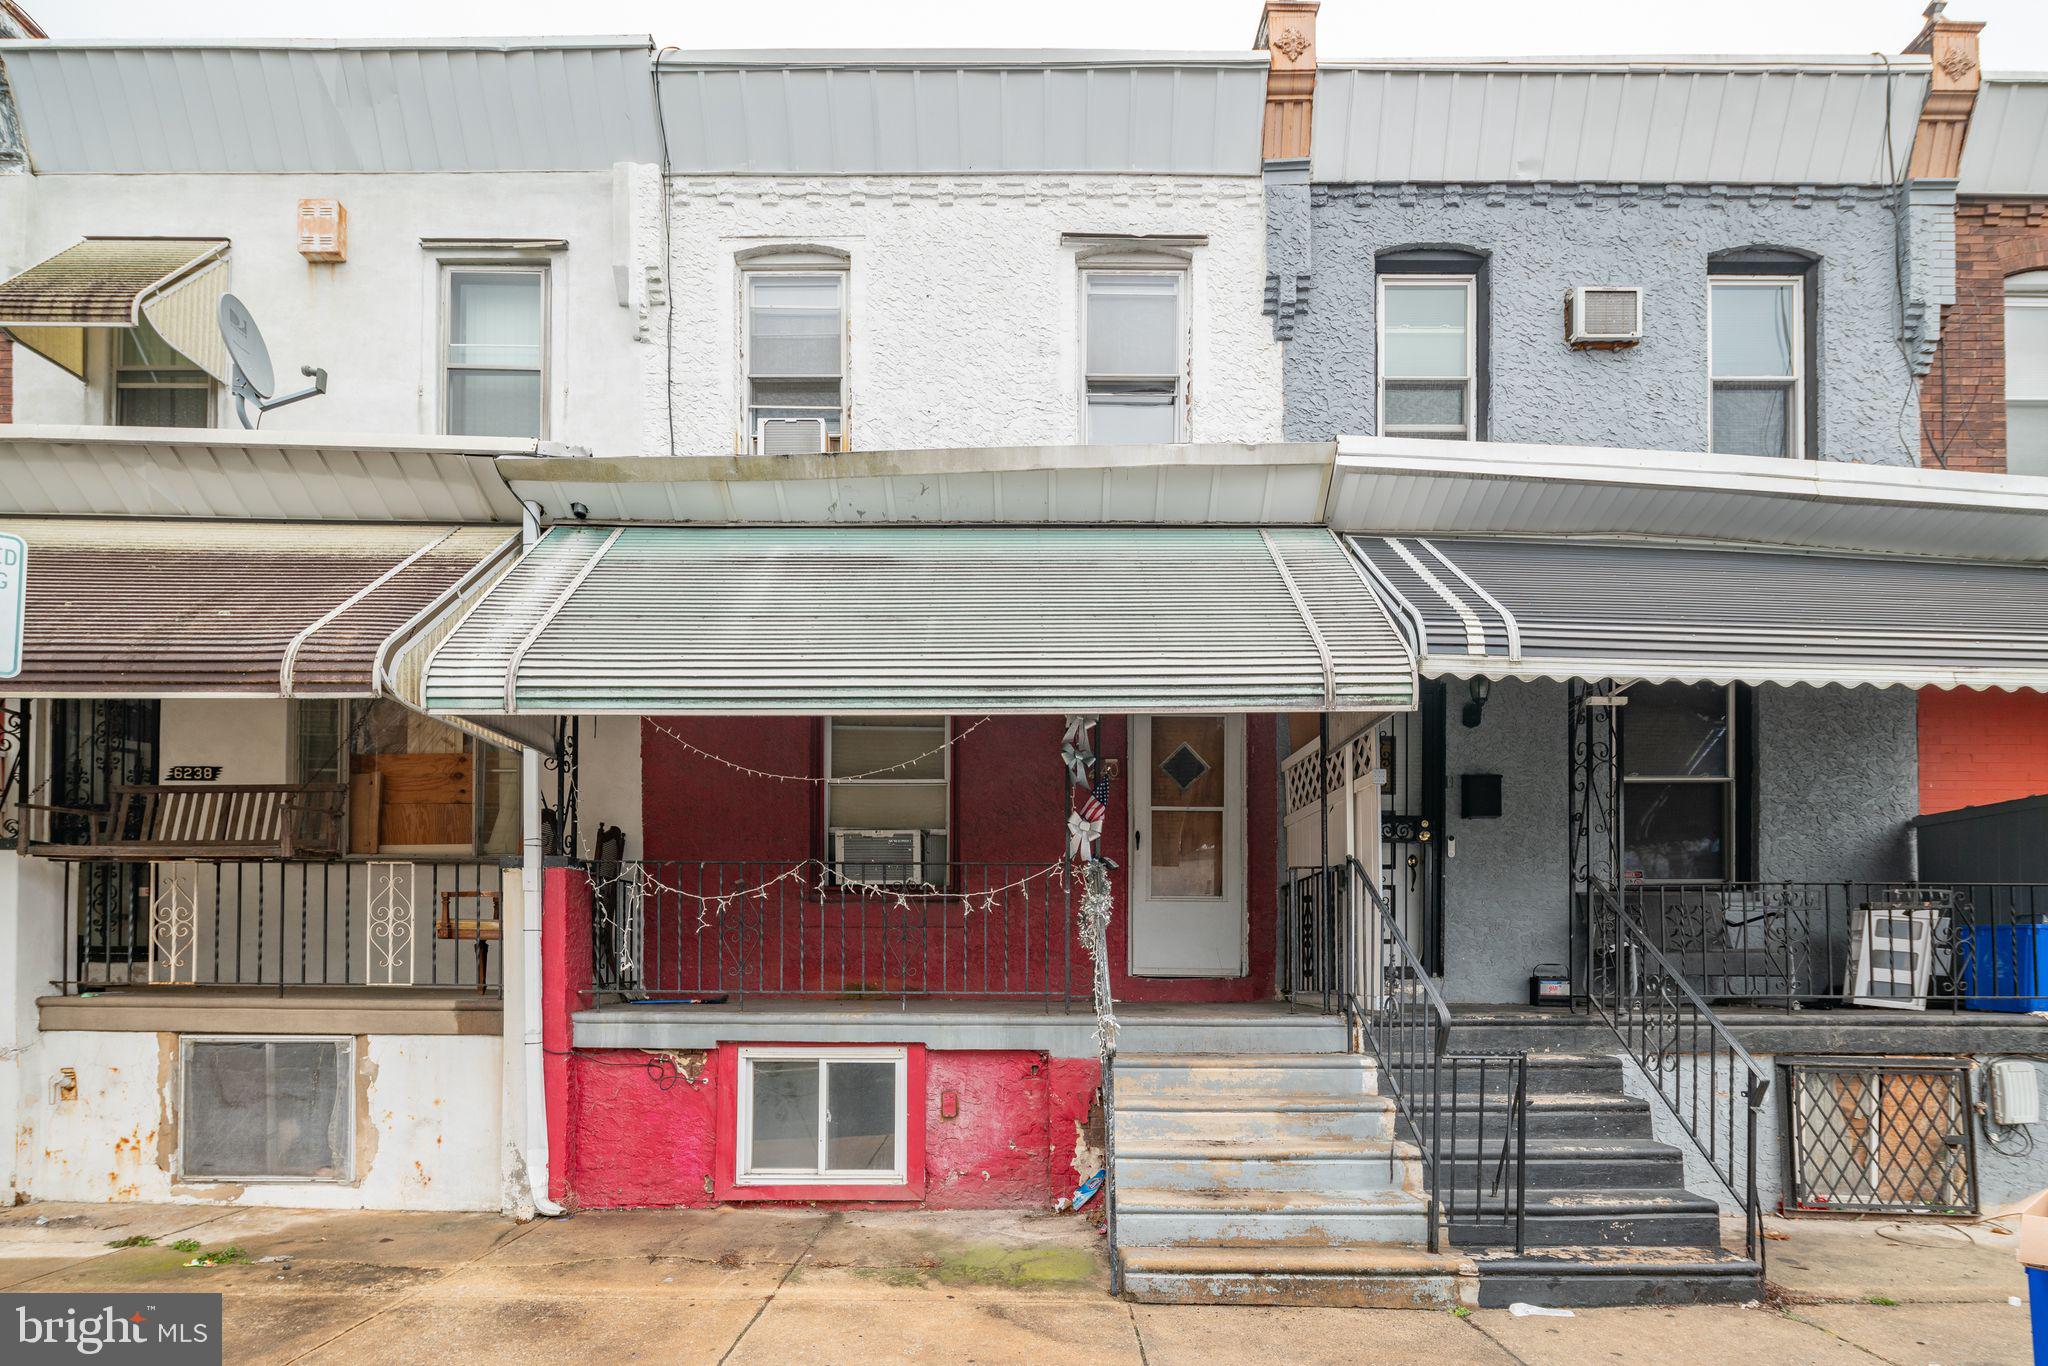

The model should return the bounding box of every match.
[0,1204,2032,1364]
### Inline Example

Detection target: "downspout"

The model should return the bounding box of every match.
[520,499,564,1217]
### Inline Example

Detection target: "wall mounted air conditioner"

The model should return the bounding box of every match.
[1566,286,1644,347]
[833,829,923,884]
[756,417,829,456]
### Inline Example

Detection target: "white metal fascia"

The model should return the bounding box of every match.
[372,531,523,696]
[1416,537,1521,663]
[1382,537,1488,657]
[1339,537,1428,662]
[502,526,623,713]
[1260,529,1337,710]
[278,528,459,698]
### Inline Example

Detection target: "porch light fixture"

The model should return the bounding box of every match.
[1461,675,1491,728]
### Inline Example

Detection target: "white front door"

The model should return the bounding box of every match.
[1128,714,1246,977]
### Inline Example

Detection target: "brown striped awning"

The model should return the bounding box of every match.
[2,518,517,697]
[0,238,231,381]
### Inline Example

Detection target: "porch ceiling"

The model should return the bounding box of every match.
[405,523,1418,715]
[1350,534,2048,692]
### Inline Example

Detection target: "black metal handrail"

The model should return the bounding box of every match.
[1589,881,1770,1268]
[1625,880,2048,1010]
[1341,857,1527,1254]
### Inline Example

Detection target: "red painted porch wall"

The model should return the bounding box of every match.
[1918,689,2048,814]
[637,714,1278,1002]
[559,1045,1101,1211]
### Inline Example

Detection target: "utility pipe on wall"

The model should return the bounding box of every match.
[520,500,564,1217]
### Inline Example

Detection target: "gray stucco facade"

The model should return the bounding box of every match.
[1278,182,1925,463]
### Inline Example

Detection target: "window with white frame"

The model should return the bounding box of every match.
[743,261,847,452]
[1710,277,1804,458]
[1621,682,1737,884]
[825,716,949,884]
[442,266,547,438]
[2006,270,2048,477]
[736,1047,907,1184]
[113,323,211,428]
[1378,276,1476,440]
[1082,269,1185,443]
[179,1036,352,1181]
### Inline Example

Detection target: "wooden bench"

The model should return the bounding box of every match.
[437,888,502,994]
[27,783,348,861]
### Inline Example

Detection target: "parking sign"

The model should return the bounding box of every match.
[0,532,23,679]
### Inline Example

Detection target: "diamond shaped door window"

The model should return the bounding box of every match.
[1159,742,1211,793]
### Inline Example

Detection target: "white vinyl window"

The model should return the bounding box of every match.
[1378,277,1475,440]
[743,268,846,451]
[1083,269,1186,443]
[825,716,949,884]
[2006,271,2048,477]
[735,1047,908,1185]
[442,266,547,438]
[113,324,211,428]
[179,1036,353,1182]
[1711,278,1804,458]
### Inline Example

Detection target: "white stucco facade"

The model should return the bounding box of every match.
[0,169,652,453]
[650,174,1284,456]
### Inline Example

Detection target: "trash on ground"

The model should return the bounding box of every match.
[1508,1302,1574,1318]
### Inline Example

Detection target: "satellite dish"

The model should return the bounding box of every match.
[218,292,327,429]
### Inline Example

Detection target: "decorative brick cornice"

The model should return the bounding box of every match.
[1904,4,1984,180]
[1256,2,1317,163]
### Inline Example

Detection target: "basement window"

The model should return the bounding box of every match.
[179,1037,353,1182]
[1782,1057,1977,1216]
[734,1047,907,1186]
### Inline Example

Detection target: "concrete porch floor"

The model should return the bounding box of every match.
[0,1203,2030,1363]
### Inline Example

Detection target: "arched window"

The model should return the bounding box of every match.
[738,246,850,454]
[2007,270,2048,476]
[1708,248,1818,459]
[1376,248,1487,441]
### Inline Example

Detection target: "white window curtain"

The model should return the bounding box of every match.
[1083,271,1184,444]
[746,271,846,441]
[1379,278,1474,439]
[444,269,545,439]
[1711,280,1801,458]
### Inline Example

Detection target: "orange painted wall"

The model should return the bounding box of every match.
[1917,688,2048,814]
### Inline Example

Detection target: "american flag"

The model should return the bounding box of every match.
[1076,778,1109,823]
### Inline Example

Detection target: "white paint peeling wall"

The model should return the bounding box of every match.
[649,176,1284,456]
[13,1031,503,1212]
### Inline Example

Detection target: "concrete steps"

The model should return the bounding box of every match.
[1469,1245,1763,1308]
[1111,1051,1468,1308]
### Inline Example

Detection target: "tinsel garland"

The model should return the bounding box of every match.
[1075,859,1118,1056]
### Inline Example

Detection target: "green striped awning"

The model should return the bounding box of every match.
[406,524,1416,715]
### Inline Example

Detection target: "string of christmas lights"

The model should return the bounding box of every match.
[641,714,995,785]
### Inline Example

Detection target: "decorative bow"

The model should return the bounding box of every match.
[1062,714,1097,787]
[1067,808,1103,863]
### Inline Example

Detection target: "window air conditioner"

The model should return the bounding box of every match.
[1566,286,1644,346]
[833,829,923,884]
[757,417,829,456]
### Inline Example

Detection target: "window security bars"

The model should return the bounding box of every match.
[1783,1058,1977,1216]
[56,858,504,994]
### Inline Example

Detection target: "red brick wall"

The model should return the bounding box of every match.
[1922,198,2048,472]
[1918,688,2048,814]
[0,334,12,423]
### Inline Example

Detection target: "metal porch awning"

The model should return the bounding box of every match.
[1349,535,2048,691]
[0,238,232,381]
[4,518,519,700]
[408,524,1417,715]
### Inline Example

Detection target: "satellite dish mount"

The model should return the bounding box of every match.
[219,293,327,429]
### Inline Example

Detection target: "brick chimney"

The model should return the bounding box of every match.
[1255,1,1318,162]
[1904,2,1985,179]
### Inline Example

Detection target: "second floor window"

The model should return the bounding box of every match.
[1378,276,1476,440]
[1710,277,1804,459]
[114,324,210,428]
[744,269,846,452]
[2007,271,2048,476]
[1083,270,1185,443]
[443,267,546,439]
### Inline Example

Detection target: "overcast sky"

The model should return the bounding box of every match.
[31,0,2048,68]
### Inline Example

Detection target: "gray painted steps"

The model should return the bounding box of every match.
[1119,1244,1475,1310]
[1450,1186,1723,1248]
[1469,1245,1763,1309]
[1117,1186,1432,1246]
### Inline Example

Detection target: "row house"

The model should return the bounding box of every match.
[2,1,2048,1314]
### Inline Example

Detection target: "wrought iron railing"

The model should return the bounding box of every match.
[1624,880,2048,1011]
[54,857,506,994]
[1589,882,1769,1266]
[584,859,1074,1005]
[1306,858,1526,1254]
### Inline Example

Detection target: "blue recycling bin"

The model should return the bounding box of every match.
[1957,919,2048,1013]
[2030,1265,2048,1364]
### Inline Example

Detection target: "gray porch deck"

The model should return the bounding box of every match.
[1448,1003,2048,1055]
[572,998,1348,1058]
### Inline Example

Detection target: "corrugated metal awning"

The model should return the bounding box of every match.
[1350,535,2048,691]
[4,518,518,698]
[0,238,231,380]
[409,525,1416,715]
